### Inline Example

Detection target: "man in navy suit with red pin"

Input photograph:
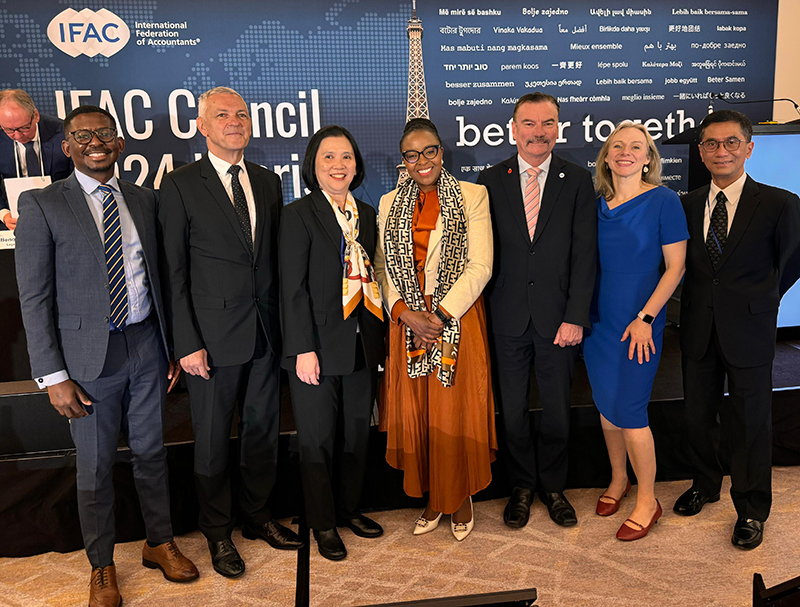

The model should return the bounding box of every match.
[477,93,597,529]
[675,109,800,550]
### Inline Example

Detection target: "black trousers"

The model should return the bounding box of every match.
[682,323,773,521]
[288,339,375,530]
[186,328,281,541]
[491,320,578,492]
[70,317,172,568]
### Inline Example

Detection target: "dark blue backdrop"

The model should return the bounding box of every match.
[0,0,778,205]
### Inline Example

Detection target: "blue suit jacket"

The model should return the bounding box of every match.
[1,113,74,211]
[14,172,168,382]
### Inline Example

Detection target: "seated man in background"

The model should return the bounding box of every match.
[0,89,72,230]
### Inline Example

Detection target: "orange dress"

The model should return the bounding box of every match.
[379,190,497,514]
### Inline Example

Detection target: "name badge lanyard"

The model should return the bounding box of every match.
[13,137,44,178]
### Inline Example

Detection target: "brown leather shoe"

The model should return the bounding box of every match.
[142,540,200,583]
[89,565,121,607]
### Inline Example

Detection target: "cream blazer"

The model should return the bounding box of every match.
[374,180,493,320]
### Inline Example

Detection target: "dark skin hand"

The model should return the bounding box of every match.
[406,311,445,350]
[50,362,182,419]
[47,379,91,419]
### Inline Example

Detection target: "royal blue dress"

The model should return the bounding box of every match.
[583,186,689,429]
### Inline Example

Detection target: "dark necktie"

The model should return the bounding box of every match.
[98,184,129,330]
[24,141,40,177]
[706,191,728,267]
[228,165,253,254]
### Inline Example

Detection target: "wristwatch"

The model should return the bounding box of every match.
[433,308,451,327]
[637,311,655,325]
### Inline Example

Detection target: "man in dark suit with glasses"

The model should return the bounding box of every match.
[675,109,800,550]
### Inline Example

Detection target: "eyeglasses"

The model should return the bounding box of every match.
[401,144,442,163]
[69,128,118,144]
[1,118,35,135]
[699,137,748,152]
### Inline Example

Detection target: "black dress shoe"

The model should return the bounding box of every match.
[337,514,383,538]
[207,539,245,578]
[539,492,578,527]
[504,487,533,528]
[672,487,720,516]
[313,528,347,561]
[242,520,305,550]
[732,518,764,550]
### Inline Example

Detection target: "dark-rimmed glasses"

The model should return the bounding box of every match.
[69,128,118,145]
[699,137,747,152]
[401,144,442,163]
[1,118,35,135]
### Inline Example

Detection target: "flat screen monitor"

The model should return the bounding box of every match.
[748,127,800,328]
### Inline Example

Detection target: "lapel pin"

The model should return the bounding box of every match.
[559,172,565,179]
[508,168,513,174]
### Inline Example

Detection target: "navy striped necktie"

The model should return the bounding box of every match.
[98,184,129,330]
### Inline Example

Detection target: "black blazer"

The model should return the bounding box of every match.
[680,176,800,367]
[279,189,385,376]
[477,153,597,338]
[1,113,74,210]
[158,154,282,366]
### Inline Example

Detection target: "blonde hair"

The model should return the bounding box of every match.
[0,89,37,115]
[594,121,662,200]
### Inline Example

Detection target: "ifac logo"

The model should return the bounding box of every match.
[47,8,130,58]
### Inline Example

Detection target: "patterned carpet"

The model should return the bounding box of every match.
[3,468,800,607]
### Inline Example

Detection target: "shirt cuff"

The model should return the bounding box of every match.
[37,370,69,389]
[391,300,409,325]
[0,209,10,221]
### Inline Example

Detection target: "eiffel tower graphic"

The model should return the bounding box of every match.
[397,0,430,186]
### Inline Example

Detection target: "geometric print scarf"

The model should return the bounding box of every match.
[383,167,467,387]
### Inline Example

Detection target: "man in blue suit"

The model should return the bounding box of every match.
[15,106,198,607]
[0,89,72,230]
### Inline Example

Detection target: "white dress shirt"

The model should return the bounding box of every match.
[12,124,42,178]
[207,151,256,240]
[0,126,41,223]
[704,171,747,238]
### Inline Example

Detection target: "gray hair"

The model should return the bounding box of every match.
[197,87,246,119]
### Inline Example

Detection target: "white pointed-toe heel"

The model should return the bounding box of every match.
[451,497,474,541]
[413,511,443,535]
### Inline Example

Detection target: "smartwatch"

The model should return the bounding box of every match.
[637,311,655,325]
[433,308,451,326]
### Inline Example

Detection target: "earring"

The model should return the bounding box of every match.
[643,165,650,174]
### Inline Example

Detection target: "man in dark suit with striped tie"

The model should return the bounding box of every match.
[477,93,597,529]
[15,106,198,607]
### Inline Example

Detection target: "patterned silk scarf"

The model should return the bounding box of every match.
[326,192,383,320]
[383,167,468,387]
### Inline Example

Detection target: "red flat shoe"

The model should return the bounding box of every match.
[616,500,662,541]
[596,480,632,516]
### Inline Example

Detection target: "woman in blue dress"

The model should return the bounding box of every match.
[584,122,689,541]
